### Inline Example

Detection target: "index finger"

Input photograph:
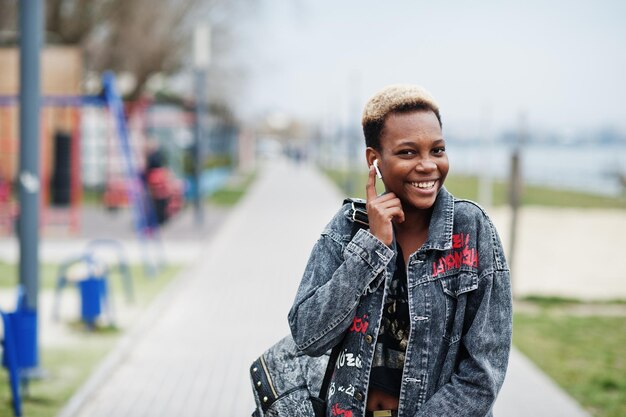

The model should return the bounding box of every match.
[366,164,378,202]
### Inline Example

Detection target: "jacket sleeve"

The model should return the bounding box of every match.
[288,223,394,356]
[414,265,512,416]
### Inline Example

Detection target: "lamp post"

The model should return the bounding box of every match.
[508,112,526,297]
[193,24,211,226]
[345,71,361,195]
[478,105,493,208]
[18,0,43,371]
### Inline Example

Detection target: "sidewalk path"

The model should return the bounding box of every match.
[59,159,590,417]
[0,203,230,265]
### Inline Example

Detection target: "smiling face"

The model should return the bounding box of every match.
[366,109,449,213]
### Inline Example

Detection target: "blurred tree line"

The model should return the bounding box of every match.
[0,0,254,105]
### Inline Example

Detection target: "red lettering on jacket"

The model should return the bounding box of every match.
[432,233,478,277]
[332,403,353,417]
[349,314,369,334]
[452,232,470,249]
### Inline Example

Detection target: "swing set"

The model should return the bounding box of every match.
[0,71,166,273]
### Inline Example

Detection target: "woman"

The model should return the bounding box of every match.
[288,85,512,417]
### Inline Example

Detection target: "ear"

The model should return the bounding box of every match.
[365,147,380,168]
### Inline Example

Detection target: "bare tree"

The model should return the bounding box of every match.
[0,0,254,106]
[0,0,17,43]
[0,0,115,43]
[45,0,117,43]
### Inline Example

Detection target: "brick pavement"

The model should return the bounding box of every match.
[58,159,590,417]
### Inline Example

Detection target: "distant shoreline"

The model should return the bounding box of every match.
[448,141,626,197]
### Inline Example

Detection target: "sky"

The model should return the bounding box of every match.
[235,0,626,137]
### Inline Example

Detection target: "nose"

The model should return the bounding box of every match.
[415,158,437,173]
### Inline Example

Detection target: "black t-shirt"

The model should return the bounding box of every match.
[369,247,410,397]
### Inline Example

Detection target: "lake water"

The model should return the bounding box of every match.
[447,142,626,196]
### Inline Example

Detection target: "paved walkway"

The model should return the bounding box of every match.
[0,202,230,265]
[57,159,591,417]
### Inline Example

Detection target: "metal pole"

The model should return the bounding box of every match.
[478,105,493,208]
[19,0,43,312]
[345,71,361,196]
[193,69,206,226]
[508,112,526,297]
[193,24,210,226]
[508,150,521,272]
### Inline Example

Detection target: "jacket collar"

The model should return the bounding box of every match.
[420,186,454,251]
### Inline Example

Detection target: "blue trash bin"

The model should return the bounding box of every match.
[79,277,102,327]
[1,310,23,417]
[12,309,38,369]
[1,306,37,417]
[2,309,38,369]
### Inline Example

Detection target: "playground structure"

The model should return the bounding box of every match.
[0,45,244,242]
[0,47,84,236]
[1,105,242,237]
[0,95,83,235]
[52,239,134,329]
[0,93,185,238]
[0,84,234,238]
[0,70,166,416]
[0,23,239,413]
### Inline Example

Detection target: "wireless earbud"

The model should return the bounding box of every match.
[373,159,383,180]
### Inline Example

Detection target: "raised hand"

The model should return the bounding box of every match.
[365,164,404,246]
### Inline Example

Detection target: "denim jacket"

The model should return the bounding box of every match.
[288,188,512,417]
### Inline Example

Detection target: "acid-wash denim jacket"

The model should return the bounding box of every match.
[288,187,512,417]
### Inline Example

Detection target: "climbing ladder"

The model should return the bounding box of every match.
[101,72,164,275]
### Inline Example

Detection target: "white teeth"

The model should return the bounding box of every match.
[411,181,436,189]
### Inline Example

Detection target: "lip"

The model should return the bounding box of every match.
[407,179,439,193]
[409,178,439,183]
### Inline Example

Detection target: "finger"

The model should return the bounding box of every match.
[374,192,397,203]
[395,207,406,223]
[366,165,378,202]
[371,200,402,217]
[378,197,402,209]
[387,206,406,223]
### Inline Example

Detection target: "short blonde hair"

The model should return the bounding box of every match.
[362,84,441,149]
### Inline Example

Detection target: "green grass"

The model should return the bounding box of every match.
[513,306,626,417]
[80,188,104,206]
[519,295,626,307]
[0,340,119,417]
[207,171,256,206]
[0,263,182,417]
[0,261,69,290]
[324,168,626,209]
[0,261,179,294]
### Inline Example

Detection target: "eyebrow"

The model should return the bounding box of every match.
[394,138,446,148]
